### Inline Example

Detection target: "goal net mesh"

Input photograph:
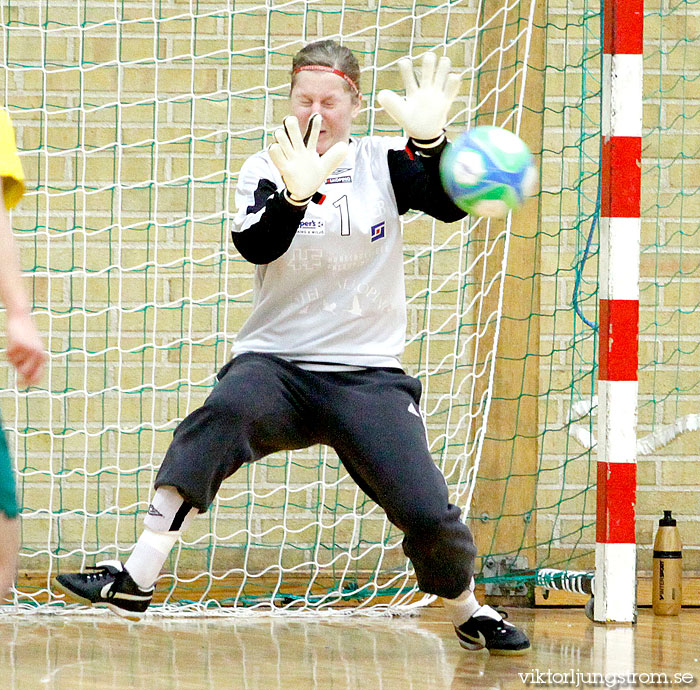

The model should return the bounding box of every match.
[10,0,698,614]
[0,0,541,614]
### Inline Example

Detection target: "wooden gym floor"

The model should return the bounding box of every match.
[0,607,698,689]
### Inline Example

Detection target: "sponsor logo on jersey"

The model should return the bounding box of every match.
[326,167,352,184]
[370,221,385,242]
[297,219,326,235]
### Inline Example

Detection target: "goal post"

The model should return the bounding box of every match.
[594,0,643,624]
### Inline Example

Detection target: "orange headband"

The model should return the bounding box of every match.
[292,65,359,96]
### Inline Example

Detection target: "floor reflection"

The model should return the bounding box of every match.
[1,613,453,690]
[0,608,696,690]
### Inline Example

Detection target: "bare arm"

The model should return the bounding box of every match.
[0,191,45,386]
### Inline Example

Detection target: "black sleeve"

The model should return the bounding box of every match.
[230,178,308,265]
[387,140,466,223]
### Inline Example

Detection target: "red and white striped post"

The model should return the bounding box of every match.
[595,0,643,623]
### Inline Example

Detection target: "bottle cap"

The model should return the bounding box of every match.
[659,510,676,527]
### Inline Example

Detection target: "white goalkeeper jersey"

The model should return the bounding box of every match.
[231,136,409,369]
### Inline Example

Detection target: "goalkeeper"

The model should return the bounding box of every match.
[54,40,529,655]
[0,109,46,600]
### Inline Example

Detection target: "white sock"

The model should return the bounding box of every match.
[442,587,481,627]
[473,604,505,621]
[125,528,180,590]
[124,486,199,590]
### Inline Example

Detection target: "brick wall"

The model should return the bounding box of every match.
[537,0,700,576]
[0,0,696,593]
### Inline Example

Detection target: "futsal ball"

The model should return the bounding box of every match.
[439,125,538,218]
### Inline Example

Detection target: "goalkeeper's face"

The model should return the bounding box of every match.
[290,71,361,155]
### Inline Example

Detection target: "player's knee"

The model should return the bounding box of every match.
[403,508,475,555]
[398,501,459,533]
[398,509,447,538]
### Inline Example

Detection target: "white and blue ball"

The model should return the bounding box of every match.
[439,125,538,218]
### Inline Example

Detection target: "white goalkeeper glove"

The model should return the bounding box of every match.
[269,114,348,206]
[377,52,461,147]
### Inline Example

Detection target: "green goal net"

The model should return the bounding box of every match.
[1,0,697,615]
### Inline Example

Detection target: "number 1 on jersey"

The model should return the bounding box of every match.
[333,195,350,236]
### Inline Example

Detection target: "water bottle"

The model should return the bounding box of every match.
[652,510,682,616]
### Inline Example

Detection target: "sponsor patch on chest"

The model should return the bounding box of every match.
[326,167,353,185]
[370,221,386,242]
[297,219,326,235]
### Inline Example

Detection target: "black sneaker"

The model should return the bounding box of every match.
[53,560,154,621]
[455,605,530,655]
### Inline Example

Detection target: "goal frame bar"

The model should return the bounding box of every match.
[594,0,643,624]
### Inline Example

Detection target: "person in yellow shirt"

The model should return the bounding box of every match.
[0,109,46,600]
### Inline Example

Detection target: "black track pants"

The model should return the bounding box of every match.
[155,352,476,598]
